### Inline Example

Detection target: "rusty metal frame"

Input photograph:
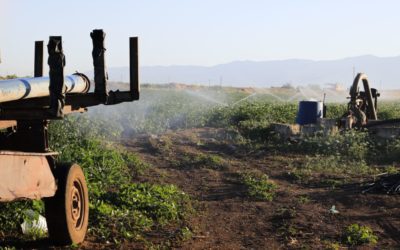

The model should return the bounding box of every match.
[0,30,140,202]
[0,33,139,121]
[349,73,379,121]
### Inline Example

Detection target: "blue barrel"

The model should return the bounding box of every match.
[296,101,323,125]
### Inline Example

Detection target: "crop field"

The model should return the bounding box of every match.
[0,84,400,249]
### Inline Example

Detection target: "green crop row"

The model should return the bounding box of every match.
[0,116,193,245]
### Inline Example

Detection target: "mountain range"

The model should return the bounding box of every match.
[100,55,400,89]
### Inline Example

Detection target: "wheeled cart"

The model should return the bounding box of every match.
[0,29,139,244]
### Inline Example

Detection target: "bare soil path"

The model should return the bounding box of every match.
[121,128,400,249]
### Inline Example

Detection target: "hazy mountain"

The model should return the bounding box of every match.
[103,55,400,89]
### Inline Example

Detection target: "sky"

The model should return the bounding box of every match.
[1,0,400,76]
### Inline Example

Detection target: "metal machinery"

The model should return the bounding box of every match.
[343,73,380,128]
[0,29,139,244]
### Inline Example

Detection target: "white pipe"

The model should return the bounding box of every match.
[0,74,90,103]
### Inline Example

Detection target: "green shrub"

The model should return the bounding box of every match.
[89,183,192,240]
[343,224,378,246]
[377,102,400,120]
[239,172,277,201]
[48,118,192,242]
[324,103,346,119]
[0,115,192,242]
[172,152,226,169]
[0,201,34,235]
[277,130,371,161]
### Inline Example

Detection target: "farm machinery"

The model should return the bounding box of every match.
[343,72,400,131]
[0,29,139,244]
[275,71,400,139]
[343,73,380,128]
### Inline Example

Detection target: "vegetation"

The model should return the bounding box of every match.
[50,119,193,243]
[0,74,18,80]
[0,84,399,247]
[0,111,193,245]
[239,172,277,201]
[170,152,226,170]
[343,224,378,246]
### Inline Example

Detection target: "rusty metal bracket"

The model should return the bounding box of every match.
[106,37,140,104]
[47,36,66,118]
[91,29,109,103]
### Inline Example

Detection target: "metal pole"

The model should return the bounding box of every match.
[130,37,139,99]
[34,41,44,77]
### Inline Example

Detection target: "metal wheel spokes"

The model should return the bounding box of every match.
[45,163,89,244]
[70,180,85,229]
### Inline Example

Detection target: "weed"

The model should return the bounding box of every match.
[385,165,399,175]
[319,178,344,189]
[89,183,192,241]
[0,247,17,250]
[297,195,310,204]
[0,201,35,236]
[179,226,193,241]
[20,208,47,240]
[290,155,378,185]
[323,241,341,250]
[46,117,193,243]
[275,206,297,220]
[172,152,226,170]
[343,224,378,246]
[239,172,277,201]
[147,135,173,154]
[280,130,371,161]
[21,227,47,241]
[276,222,298,239]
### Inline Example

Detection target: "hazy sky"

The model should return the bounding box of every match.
[1,0,400,76]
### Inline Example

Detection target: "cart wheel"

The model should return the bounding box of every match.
[44,163,89,245]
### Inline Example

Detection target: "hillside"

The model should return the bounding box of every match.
[102,55,400,89]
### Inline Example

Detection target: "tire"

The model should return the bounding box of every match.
[44,163,89,245]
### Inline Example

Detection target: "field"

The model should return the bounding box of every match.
[0,84,400,249]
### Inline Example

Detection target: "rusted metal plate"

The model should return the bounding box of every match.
[0,150,58,156]
[0,105,87,120]
[0,154,56,202]
[0,120,16,129]
[63,105,87,115]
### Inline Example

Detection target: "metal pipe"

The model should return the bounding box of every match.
[0,74,90,103]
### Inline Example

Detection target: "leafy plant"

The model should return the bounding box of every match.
[0,201,35,235]
[179,226,193,242]
[297,195,310,204]
[172,152,226,170]
[239,172,277,201]
[343,224,378,246]
[48,118,192,242]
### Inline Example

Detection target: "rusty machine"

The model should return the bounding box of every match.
[0,29,139,244]
[343,73,380,128]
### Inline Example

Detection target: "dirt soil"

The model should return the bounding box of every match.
[2,127,399,249]
[118,127,400,249]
